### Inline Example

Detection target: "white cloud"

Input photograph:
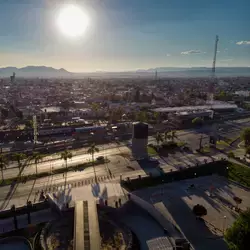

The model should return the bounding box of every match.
[217,50,220,53]
[236,41,250,45]
[181,50,203,55]
[166,54,171,57]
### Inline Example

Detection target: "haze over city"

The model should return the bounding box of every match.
[1,1,250,250]
[0,0,250,72]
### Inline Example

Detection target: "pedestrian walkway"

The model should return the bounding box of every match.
[48,182,128,210]
[36,173,117,194]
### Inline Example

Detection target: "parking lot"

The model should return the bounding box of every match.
[135,175,250,250]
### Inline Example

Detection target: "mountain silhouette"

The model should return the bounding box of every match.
[0,66,249,78]
[0,66,71,78]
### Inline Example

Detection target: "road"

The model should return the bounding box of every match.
[0,118,248,212]
[3,146,131,179]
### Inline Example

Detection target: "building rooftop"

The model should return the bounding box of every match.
[152,104,237,113]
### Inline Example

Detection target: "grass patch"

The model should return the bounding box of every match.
[200,145,210,153]
[227,161,250,188]
[216,140,230,150]
[0,159,109,187]
[147,146,158,156]
[225,136,240,145]
[177,141,186,147]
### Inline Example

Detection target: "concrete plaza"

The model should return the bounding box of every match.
[134,175,250,250]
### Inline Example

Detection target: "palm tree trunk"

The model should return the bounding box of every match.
[1,169,4,181]
[92,153,97,183]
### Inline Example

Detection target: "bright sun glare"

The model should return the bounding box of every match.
[57,5,89,38]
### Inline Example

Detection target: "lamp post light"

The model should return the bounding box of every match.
[223,215,227,235]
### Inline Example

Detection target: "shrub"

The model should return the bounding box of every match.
[193,204,207,218]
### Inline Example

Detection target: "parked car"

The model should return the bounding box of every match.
[96,156,105,161]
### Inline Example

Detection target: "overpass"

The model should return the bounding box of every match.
[74,200,101,250]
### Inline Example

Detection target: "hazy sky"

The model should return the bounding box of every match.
[0,0,250,72]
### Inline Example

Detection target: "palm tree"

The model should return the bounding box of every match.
[12,153,26,172]
[0,154,8,181]
[154,132,163,151]
[136,111,148,123]
[91,103,100,118]
[31,152,44,175]
[60,150,73,172]
[170,130,177,142]
[164,131,172,141]
[87,143,99,182]
[153,112,160,124]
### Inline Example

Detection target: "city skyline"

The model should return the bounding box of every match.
[0,0,250,72]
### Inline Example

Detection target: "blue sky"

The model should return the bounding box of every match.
[0,0,249,72]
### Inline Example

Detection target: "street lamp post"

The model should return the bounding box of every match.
[222,215,227,235]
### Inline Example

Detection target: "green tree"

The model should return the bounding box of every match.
[12,153,26,171]
[193,204,207,218]
[24,120,33,129]
[170,130,177,142]
[91,103,100,118]
[228,151,235,158]
[136,111,148,123]
[31,152,44,175]
[241,128,250,147]
[0,154,8,181]
[246,146,250,155]
[116,107,125,121]
[154,132,163,151]
[87,143,99,182]
[225,208,250,250]
[60,150,73,172]
[164,131,172,141]
[153,112,160,124]
[233,196,242,208]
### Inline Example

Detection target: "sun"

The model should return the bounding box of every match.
[57,5,89,38]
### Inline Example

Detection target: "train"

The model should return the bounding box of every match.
[0,123,97,142]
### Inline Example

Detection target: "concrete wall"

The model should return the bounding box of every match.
[130,193,175,244]
[130,193,194,249]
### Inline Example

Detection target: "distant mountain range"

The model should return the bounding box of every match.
[0,66,250,78]
[0,66,71,78]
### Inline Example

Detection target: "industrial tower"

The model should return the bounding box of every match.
[209,35,219,103]
[209,35,219,145]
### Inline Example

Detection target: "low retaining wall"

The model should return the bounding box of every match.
[0,201,50,220]
[130,193,175,245]
[130,193,193,249]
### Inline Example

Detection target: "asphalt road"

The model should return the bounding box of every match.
[3,146,131,179]
[0,118,248,211]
